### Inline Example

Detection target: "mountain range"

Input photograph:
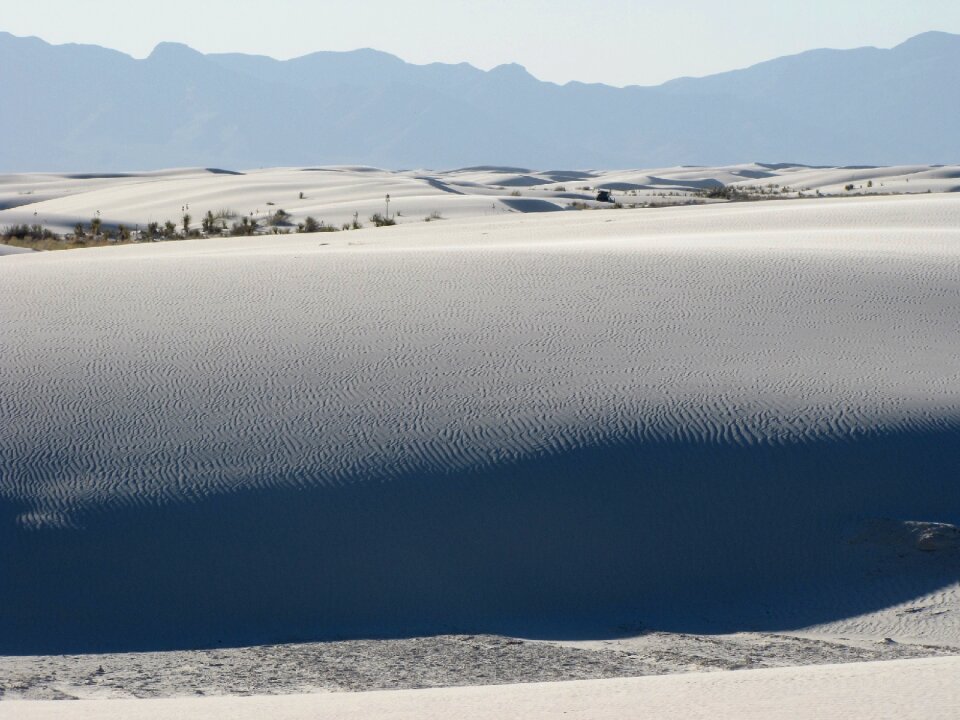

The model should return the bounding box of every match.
[1,30,958,171]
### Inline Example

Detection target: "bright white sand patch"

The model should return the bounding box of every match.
[3,656,958,720]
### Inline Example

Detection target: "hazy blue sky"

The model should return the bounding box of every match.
[5,0,960,86]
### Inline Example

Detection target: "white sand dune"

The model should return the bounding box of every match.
[1,192,959,655]
[2,163,959,238]
[4,656,958,719]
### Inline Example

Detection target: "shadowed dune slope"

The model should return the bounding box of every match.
[1,196,959,652]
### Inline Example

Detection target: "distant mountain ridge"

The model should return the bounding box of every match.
[1,31,958,171]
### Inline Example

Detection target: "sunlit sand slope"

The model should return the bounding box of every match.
[4,657,959,720]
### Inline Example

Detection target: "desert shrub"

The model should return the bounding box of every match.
[269,209,292,226]
[298,216,337,233]
[202,211,216,234]
[2,223,59,241]
[555,186,567,192]
[369,213,396,227]
[424,211,443,222]
[510,190,522,197]
[845,184,855,192]
[230,217,259,236]
[703,185,736,200]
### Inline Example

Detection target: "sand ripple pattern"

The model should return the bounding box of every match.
[2,197,960,523]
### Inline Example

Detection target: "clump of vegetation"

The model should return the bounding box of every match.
[2,223,59,241]
[509,190,522,197]
[424,211,444,222]
[699,185,748,201]
[269,208,292,226]
[369,212,396,227]
[845,184,855,192]
[230,216,259,236]
[201,211,218,234]
[297,216,337,233]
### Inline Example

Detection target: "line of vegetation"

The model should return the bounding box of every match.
[2,207,386,250]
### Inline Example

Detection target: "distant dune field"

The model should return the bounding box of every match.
[2,162,958,240]
[1,191,959,654]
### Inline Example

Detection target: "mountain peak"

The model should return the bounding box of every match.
[894,30,960,53]
[147,41,204,62]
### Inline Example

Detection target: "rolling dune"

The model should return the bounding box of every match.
[1,194,959,653]
[2,163,960,240]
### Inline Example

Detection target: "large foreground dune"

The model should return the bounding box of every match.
[1,193,959,653]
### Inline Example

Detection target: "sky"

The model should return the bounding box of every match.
[4,0,960,87]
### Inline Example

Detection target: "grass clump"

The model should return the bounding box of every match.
[369,213,396,227]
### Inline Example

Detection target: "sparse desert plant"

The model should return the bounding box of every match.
[369,212,396,227]
[202,211,216,234]
[164,220,177,238]
[845,184,855,192]
[269,209,292,226]
[299,191,305,200]
[297,216,336,233]
[2,223,61,242]
[700,185,747,201]
[230,216,259,236]
[182,213,191,235]
[424,211,443,222]
[510,190,522,197]
[90,216,102,237]
[555,186,567,192]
